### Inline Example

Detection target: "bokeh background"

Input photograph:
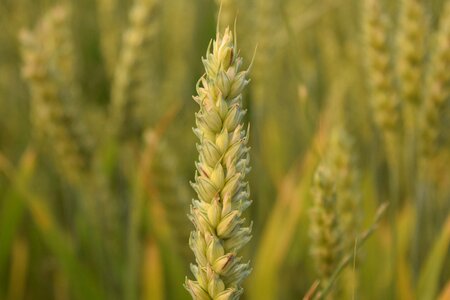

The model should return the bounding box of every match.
[0,0,449,299]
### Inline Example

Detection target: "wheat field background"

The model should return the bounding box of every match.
[0,0,449,299]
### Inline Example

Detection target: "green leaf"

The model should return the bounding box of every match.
[417,215,450,300]
[0,149,105,300]
[27,198,106,300]
[0,190,25,278]
[0,149,35,282]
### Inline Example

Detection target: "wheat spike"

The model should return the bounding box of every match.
[328,127,361,298]
[397,0,425,107]
[419,1,450,161]
[110,0,159,140]
[185,28,252,300]
[363,0,400,172]
[309,165,340,297]
[396,0,427,194]
[329,128,361,255]
[144,130,192,261]
[19,5,91,184]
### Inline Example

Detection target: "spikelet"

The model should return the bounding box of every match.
[185,28,252,300]
[110,0,159,140]
[419,1,450,161]
[309,165,340,295]
[363,0,400,168]
[19,5,91,185]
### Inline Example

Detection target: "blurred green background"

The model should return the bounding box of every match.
[0,0,449,299]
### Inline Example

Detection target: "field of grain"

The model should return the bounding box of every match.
[0,0,449,299]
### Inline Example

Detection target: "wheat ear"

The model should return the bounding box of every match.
[144,130,192,260]
[309,165,340,297]
[397,0,425,107]
[110,0,159,140]
[328,128,361,297]
[19,5,90,184]
[419,1,450,161]
[185,27,252,300]
[397,0,425,157]
[363,0,400,170]
[329,128,360,255]
[396,0,427,193]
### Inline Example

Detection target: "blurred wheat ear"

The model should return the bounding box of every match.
[142,129,192,261]
[396,0,425,109]
[363,0,400,174]
[309,164,340,298]
[328,127,362,297]
[109,0,159,141]
[419,1,450,168]
[328,128,361,254]
[19,4,91,186]
[396,0,426,188]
